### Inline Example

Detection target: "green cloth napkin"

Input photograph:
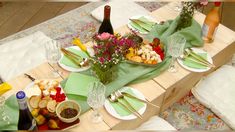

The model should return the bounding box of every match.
[129,22,148,33]
[60,48,88,68]
[129,16,155,33]
[146,16,204,50]
[0,95,19,130]
[109,88,144,116]
[183,53,208,69]
[64,73,98,97]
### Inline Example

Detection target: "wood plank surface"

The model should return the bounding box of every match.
[0,2,45,39]
[20,2,65,30]
[57,2,87,15]
[0,2,24,27]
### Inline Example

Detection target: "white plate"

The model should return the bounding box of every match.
[58,46,93,72]
[177,48,213,72]
[127,15,158,34]
[104,87,147,120]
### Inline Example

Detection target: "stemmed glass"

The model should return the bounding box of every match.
[0,96,10,125]
[44,40,62,78]
[167,34,186,73]
[87,81,106,123]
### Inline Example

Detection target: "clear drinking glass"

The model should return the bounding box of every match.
[87,81,106,123]
[44,40,62,78]
[0,96,10,125]
[167,34,186,73]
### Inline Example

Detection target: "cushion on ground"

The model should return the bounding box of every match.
[192,65,235,130]
[91,0,150,29]
[0,31,51,81]
[136,116,177,130]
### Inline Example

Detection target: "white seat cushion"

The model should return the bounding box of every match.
[192,65,235,130]
[136,116,177,130]
[0,31,51,81]
[91,0,150,29]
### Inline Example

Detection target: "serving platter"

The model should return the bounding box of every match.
[24,79,80,130]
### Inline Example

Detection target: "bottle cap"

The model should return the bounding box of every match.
[214,2,221,6]
[16,91,26,99]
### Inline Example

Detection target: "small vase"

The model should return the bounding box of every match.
[91,66,117,84]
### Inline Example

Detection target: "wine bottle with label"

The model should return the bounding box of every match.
[98,5,114,34]
[16,91,38,130]
[202,2,221,43]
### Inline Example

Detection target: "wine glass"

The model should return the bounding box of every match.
[87,81,106,123]
[44,40,62,78]
[0,96,10,125]
[167,34,186,73]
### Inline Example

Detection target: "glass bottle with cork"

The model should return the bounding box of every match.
[202,2,221,43]
[16,91,38,130]
[98,5,114,34]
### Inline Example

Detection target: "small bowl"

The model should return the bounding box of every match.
[56,100,81,123]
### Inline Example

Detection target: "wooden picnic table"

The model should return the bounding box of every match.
[3,3,235,130]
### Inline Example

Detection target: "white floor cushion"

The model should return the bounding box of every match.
[136,116,177,130]
[192,65,235,130]
[0,31,51,81]
[91,0,150,29]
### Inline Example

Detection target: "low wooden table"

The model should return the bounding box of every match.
[3,3,235,131]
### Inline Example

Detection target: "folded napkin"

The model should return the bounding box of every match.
[0,31,51,81]
[91,0,150,29]
[0,95,19,130]
[130,16,156,33]
[146,16,204,50]
[110,88,144,116]
[183,53,208,69]
[60,48,88,68]
[64,73,98,97]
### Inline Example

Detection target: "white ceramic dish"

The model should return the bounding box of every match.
[127,15,158,34]
[56,100,81,123]
[104,87,147,120]
[177,48,213,72]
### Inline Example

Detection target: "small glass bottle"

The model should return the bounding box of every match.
[202,2,221,43]
[98,5,114,34]
[16,91,38,130]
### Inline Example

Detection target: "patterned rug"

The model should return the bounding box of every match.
[0,2,231,130]
[160,92,231,130]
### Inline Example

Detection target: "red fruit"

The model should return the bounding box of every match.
[55,87,61,93]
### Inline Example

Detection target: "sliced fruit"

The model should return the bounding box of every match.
[47,100,57,113]
[39,99,48,109]
[29,95,41,109]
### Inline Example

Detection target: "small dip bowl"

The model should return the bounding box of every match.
[56,100,81,123]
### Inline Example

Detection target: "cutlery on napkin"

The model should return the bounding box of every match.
[184,48,215,68]
[109,88,145,117]
[129,16,156,32]
[121,91,159,108]
[61,48,89,67]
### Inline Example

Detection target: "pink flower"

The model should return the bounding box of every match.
[200,0,208,6]
[97,32,111,40]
